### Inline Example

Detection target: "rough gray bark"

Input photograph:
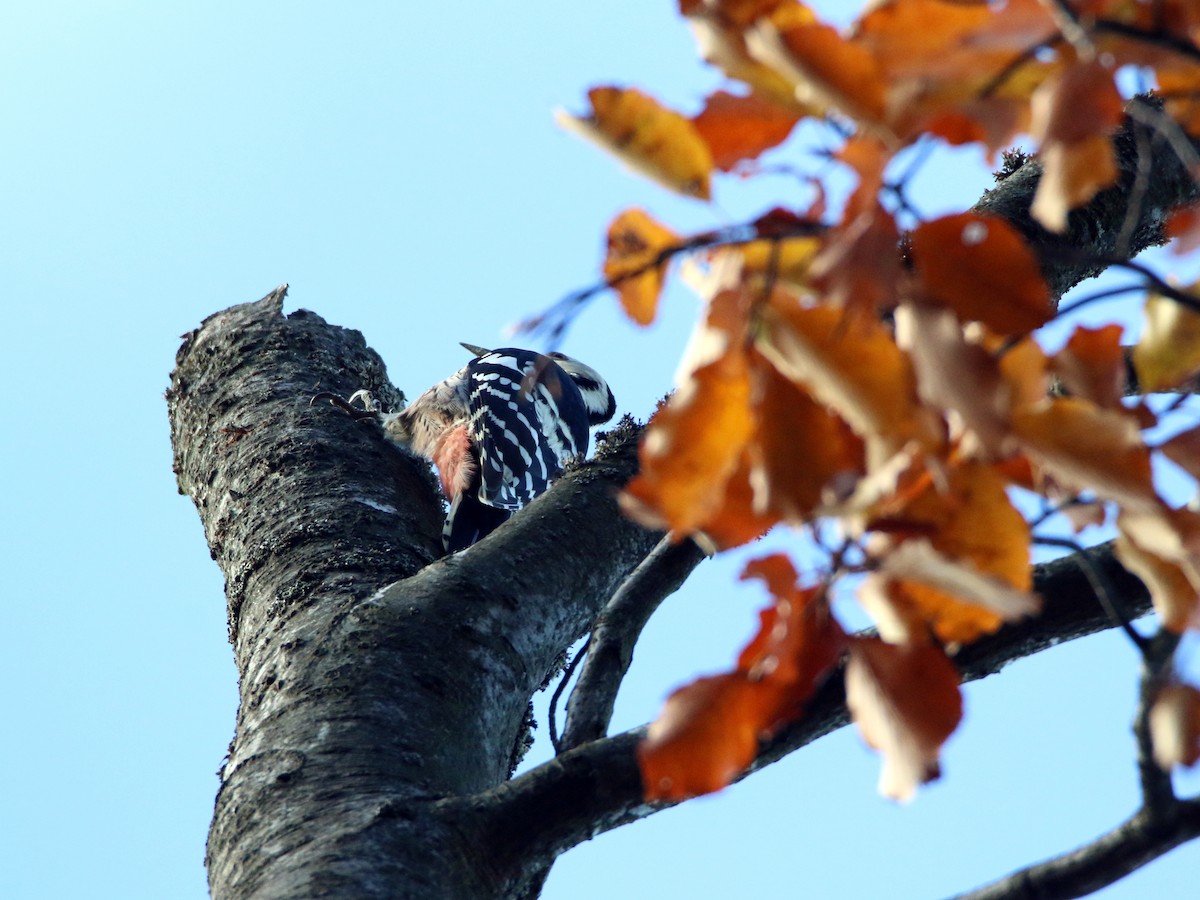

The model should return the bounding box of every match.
[974,96,1200,301]
[168,291,660,898]
[170,98,1200,899]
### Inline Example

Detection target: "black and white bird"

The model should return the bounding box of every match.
[317,344,615,551]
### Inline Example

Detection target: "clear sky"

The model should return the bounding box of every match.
[2,2,1198,898]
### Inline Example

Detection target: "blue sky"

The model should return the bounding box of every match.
[2,2,1198,898]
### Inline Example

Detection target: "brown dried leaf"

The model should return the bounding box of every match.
[1011,397,1159,514]
[1029,62,1123,231]
[846,637,963,802]
[1052,324,1127,409]
[910,212,1053,335]
[1150,682,1200,770]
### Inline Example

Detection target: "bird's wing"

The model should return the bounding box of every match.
[467,350,587,509]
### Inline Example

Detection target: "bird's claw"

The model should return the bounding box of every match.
[310,390,381,421]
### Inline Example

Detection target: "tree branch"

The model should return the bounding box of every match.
[468,544,1156,875]
[947,628,1193,900]
[558,536,708,751]
[975,94,1200,301]
[945,801,1200,900]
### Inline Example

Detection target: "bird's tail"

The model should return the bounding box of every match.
[443,492,513,552]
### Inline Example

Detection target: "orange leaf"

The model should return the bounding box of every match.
[758,299,940,467]
[896,303,1010,457]
[698,450,779,550]
[910,212,1053,335]
[749,16,886,127]
[1161,425,1200,482]
[1159,68,1200,138]
[640,567,845,800]
[811,198,902,314]
[845,637,963,802]
[622,292,755,535]
[1029,62,1123,231]
[751,358,866,520]
[557,86,713,199]
[1166,207,1200,256]
[1133,289,1200,392]
[683,1,821,113]
[603,209,680,326]
[1011,397,1159,514]
[855,0,1056,147]
[692,90,800,170]
[866,461,1037,643]
[1149,682,1200,770]
[737,563,845,711]
[640,674,764,800]
[1052,324,1126,409]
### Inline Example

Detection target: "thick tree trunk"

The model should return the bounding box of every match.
[167,290,658,898]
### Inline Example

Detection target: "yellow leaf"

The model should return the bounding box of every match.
[1133,289,1200,392]
[603,209,679,326]
[557,86,713,199]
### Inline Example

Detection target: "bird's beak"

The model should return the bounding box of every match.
[460,342,492,357]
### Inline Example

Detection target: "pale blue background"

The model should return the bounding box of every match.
[3,2,1198,898]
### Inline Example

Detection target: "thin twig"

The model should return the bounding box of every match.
[558,536,707,751]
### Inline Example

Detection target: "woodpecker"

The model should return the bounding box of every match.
[316,345,616,552]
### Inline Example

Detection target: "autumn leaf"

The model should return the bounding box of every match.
[639,674,764,800]
[1029,62,1124,232]
[746,15,887,128]
[1157,68,1200,138]
[1149,682,1200,770]
[1011,397,1159,514]
[1166,207,1200,256]
[810,198,902,314]
[622,291,755,535]
[1132,289,1200,392]
[758,299,940,467]
[896,303,1010,457]
[845,637,963,802]
[1161,425,1200,482]
[1052,324,1127,409]
[909,212,1053,335]
[640,565,845,800]
[737,557,846,710]
[751,357,866,520]
[691,89,800,170]
[697,449,779,550]
[557,86,713,199]
[683,1,824,113]
[865,461,1037,643]
[1114,533,1199,633]
[728,236,823,290]
[854,0,1056,148]
[603,209,680,326]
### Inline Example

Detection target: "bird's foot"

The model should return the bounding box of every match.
[310,389,382,421]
